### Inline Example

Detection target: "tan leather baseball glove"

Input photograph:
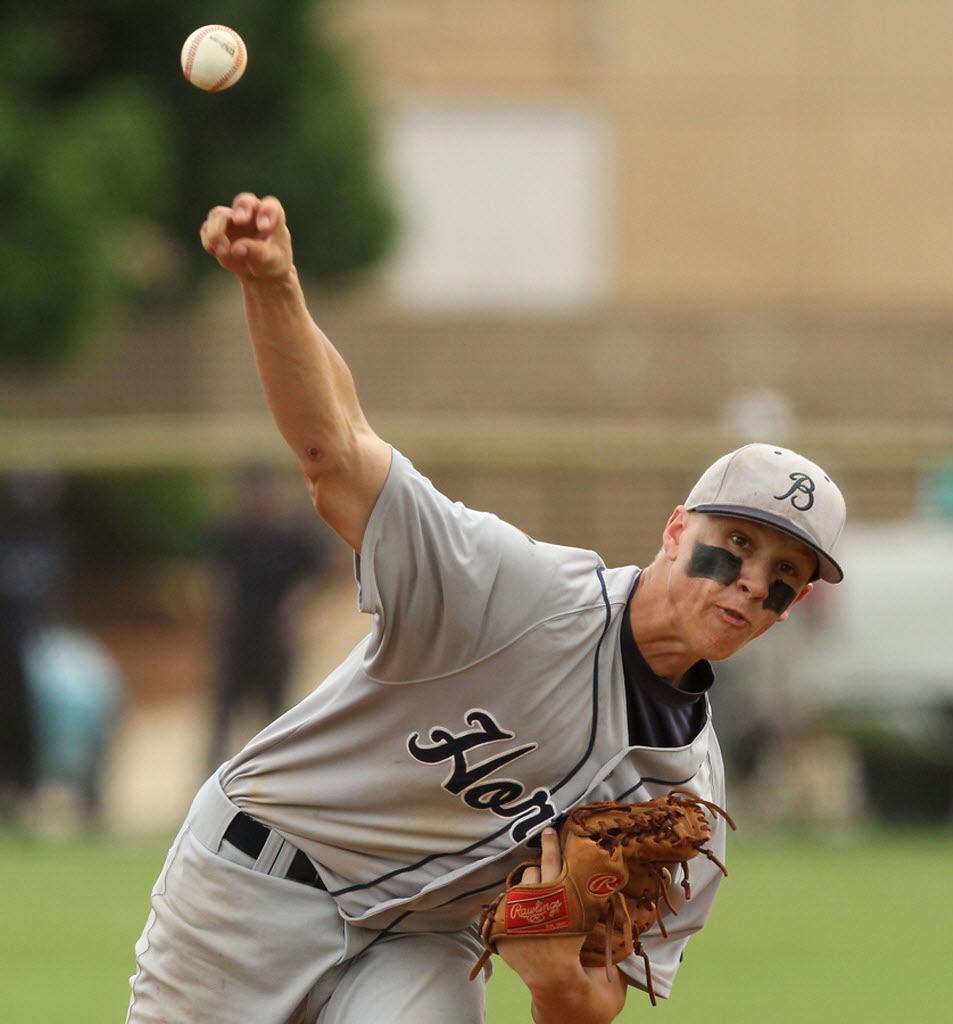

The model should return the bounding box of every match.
[468,790,735,1005]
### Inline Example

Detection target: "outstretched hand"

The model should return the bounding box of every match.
[498,828,627,1024]
[200,192,294,281]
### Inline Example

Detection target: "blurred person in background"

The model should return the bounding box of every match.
[24,622,124,833]
[0,591,35,821]
[0,472,123,831]
[205,464,329,771]
[0,474,69,820]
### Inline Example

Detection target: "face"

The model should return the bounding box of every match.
[661,509,816,661]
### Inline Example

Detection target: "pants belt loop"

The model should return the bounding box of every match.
[268,839,299,879]
[221,809,328,891]
[254,829,286,874]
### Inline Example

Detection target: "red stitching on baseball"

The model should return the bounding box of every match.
[211,29,245,92]
[183,25,217,82]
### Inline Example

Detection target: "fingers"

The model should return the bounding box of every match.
[229,237,267,262]
[200,205,235,257]
[201,194,285,250]
[231,193,285,235]
[518,827,561,886]
[200,193,290,279]
[254,195,284,234]
[539,826,561,882]
[231,191,259,228]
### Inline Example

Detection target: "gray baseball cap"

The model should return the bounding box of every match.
[685,443,846,583]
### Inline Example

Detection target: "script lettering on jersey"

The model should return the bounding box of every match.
[407,709,557,843]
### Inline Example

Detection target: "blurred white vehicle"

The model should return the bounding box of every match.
[795,520,953,708]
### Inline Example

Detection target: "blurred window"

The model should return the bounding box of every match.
[383,104,607,311]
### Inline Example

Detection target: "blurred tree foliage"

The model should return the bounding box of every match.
[63,467,219,565]
[0,1,395,369]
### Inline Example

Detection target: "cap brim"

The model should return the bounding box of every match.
[689,504,844,583]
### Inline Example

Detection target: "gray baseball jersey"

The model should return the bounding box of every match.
[221,449,727,997]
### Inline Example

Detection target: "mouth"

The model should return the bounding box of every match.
[713,605,750,628]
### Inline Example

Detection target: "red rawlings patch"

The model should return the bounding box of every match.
[505,885,571,934]
[587,873,624,896]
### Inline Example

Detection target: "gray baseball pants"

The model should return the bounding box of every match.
[125,774,489,1024]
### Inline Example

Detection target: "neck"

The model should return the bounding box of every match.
[629,561,700,685]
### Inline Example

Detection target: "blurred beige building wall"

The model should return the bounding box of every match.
[13,3,953,830]
[335,0,953,313]
[3,0,952,565]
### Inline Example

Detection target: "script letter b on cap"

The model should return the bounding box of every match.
[775,473,815,511]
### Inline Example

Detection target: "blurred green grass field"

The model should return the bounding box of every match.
[1,828,950,1023]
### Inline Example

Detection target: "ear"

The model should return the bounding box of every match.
[778,582,814,622]
[661,506,691,562]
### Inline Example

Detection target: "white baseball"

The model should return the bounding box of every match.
[181,25,247,92]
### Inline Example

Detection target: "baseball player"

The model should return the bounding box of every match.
[125,193,847,1024]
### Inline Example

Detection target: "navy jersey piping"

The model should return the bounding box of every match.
[614,773,697,801]
[366,766,704,937]
[433,767,704,911]
[330,565,613,898]
[549,566,612,795]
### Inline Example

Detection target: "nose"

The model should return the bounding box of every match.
[736,563,769,601]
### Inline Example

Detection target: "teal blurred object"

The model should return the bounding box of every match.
[25,627,123,790]
[918,464,953,519]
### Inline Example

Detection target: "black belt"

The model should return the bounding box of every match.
[223,811,327,890]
